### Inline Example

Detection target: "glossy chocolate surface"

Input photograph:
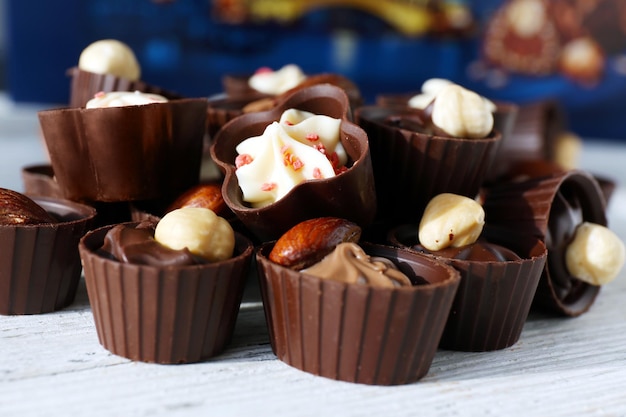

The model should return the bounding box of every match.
[99,222,206,267]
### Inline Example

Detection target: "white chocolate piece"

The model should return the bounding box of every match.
[431,84,494,139]
[154,207,235,263]
[235,108,344,207]
[85,91,168,108]
[78,39,141,81]
[565,222,625,285]
[248,64,306,95]
[418,193,485,251]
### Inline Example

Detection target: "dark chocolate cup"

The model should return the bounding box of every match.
[206,92,271,139]
[256,241,461,385]
[79,224,254,364]
[354,105,500,224]
[38,98,208,203]
[482,168,608,317]
[21,164,63,199]
[67,67,184,108]
[211,84,377,242]
[388,225,547,351]
[0,197,97,315]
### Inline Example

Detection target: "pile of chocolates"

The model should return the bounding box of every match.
[2,38,624,386]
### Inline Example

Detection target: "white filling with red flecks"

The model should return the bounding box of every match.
[235,109,345,208]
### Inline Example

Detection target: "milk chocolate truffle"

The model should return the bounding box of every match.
[256,239,460,385]
[482,167,612,316]
[38,96,208,203]
[211,84,376,241]
[80,219,254,364]
[0,192,96,315]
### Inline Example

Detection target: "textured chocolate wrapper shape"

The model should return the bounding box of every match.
[482,168,608,317]
[21,164,133,228]
[354,105,500,224]
[0,197,97,315]
[211,84,377,242]
[206,92,271,139]
[388,225,547,351]
[79,223,254,364]
[38,98,208,203]
[498,100,566,171]
[21,164,64,199]
[375,92,518,182]
[67,67,184,108]
[256,242,460,385]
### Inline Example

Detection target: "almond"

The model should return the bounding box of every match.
[269,217,362,270]
[0,188,58,225]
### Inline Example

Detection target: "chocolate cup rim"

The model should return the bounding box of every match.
[209,84,375,239]
[354,105,502,143]
[79,222,255,271]
[38,97,208,115]
[387,224,548,266]
[256,240,462,291]
[0,196,97,229]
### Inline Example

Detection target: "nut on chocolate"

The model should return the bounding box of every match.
[0,188,58,225]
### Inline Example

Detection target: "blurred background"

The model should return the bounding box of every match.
[2,0,626,139]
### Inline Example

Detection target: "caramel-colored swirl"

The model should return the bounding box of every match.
[301,242,412,288]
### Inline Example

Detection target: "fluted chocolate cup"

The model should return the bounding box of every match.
[21,164,63,199]
[67,67,183,108]
[388,225,547,351]
[38,98,208,203]
[0,197,97,315]
[354,105,500,224]
[256,241,461,385]
[79,223,255,364]
[482,168,608,317]
[211,84,377,242]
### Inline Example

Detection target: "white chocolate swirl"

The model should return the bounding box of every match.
[248,64,307,95]
[235,109,345,207]
[86,91,168,108]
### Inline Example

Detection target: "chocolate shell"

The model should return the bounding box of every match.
[210,84,377,242]
[0,197,97,315]
[354,105,501,224]
[67,67,184,108]
[482,168,608,317]
[21,164,63,199]
[256,241,460,385]
[38,98,208,203]
[388,224,547,351]
[79,223,254,364]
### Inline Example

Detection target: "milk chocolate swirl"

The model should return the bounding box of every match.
[301,242,412,287]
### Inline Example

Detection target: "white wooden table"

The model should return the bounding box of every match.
[1,94,626,417]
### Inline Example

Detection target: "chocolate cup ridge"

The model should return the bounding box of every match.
[38,98,208,203]
[256,241,461,385]
[67,67,184,108]
[211,84,377,242]
[21,164,63,199]
[80,223,255,364]
[482,168,608,317]
[0,197,97,315]
[354,105,501,224]
[388,225,547,351]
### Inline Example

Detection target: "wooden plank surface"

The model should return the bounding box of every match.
[1,95,626,416]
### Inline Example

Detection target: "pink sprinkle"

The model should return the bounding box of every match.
[235,154,253,168]
[94,91,106,98]
[283,120,294,126]
[314,143,326,154]
[306,133,319,142]
[313,167,323,179]
[292,158,304,171]
[261,182,277,191]
[255,66,273,74]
